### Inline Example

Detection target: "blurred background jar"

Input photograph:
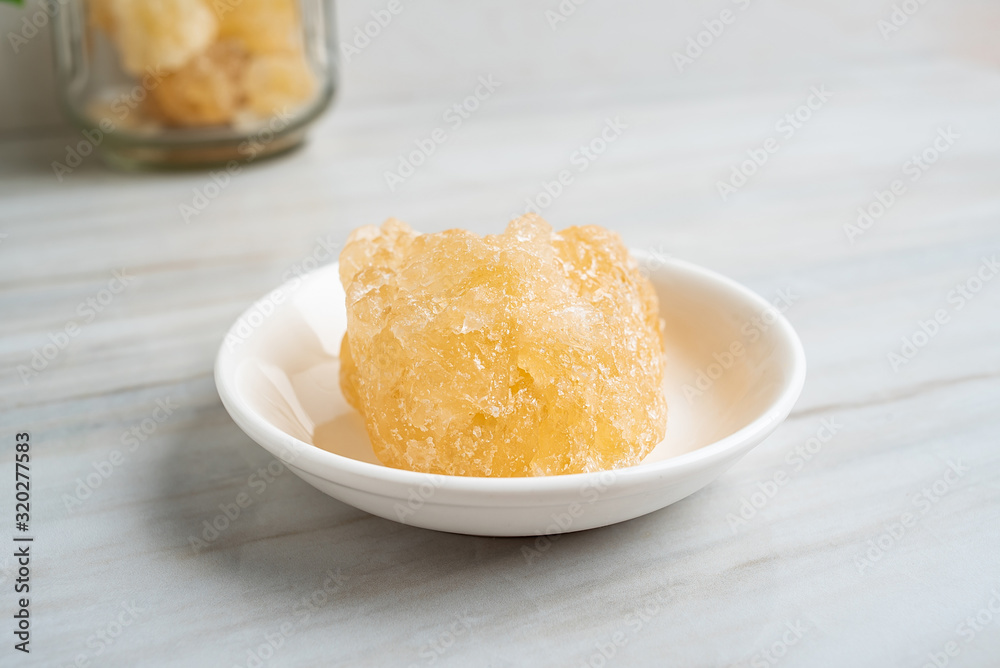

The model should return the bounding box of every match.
[52,0,336,170]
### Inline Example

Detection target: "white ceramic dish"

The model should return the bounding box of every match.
[215,253,806,537]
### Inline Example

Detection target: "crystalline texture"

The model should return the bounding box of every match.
[338,216,667,477]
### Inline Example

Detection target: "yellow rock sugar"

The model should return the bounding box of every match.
[107,0,218,75]
[339,216,667,477]
[241,52,316,117]
[149,41,249,126]
[217,0,301,55]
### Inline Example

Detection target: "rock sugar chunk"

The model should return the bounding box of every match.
[149,41,249,126]
[108,0,217,75]
[339,216,667,477]
[241,52,316,117]
[217,0,302,54]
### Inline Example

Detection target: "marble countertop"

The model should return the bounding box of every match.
[2,37,1000,668]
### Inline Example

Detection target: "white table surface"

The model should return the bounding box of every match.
[1,30,1000,668]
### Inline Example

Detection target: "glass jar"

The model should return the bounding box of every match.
[52,0,336,170]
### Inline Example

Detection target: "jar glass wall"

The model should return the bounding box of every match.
[52,0,336,170]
